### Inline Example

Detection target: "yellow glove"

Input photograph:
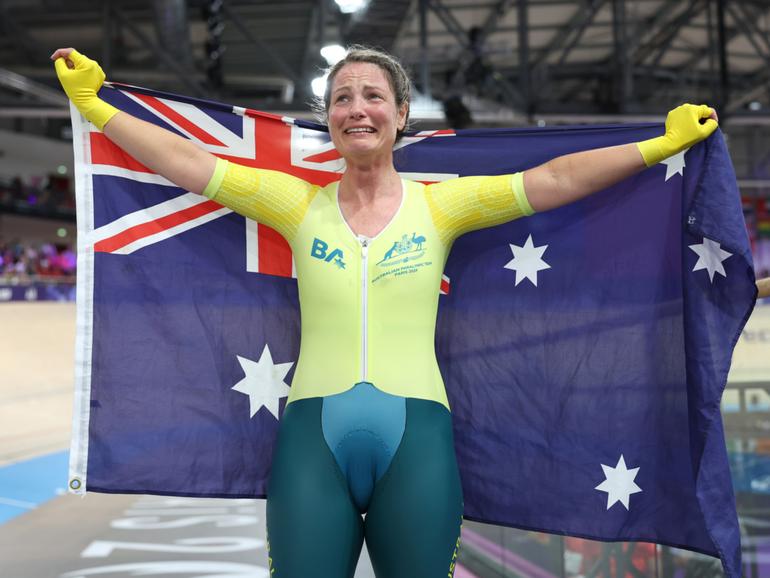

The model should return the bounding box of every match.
[637,104,718,167]
[54,49,119,131]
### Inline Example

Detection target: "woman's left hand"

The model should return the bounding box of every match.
[638,103,719,167]
[662,103,719,149]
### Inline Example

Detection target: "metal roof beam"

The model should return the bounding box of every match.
[476,0,517,47]
[632,0,705,66]
[649,0,708,69]
[0,107,71,118]
[726,71,770,114]
[540,0,610,105]
[427,0,523,109]
[518,0,531,114]
[222,3,302,86]
[419,0,431,96]
[612,0,632,110]
[726,2,770,61]
[676,6,744,71]
[343,0,413,51]
[721,2,770,114]
[0,68,68,107]
[0,1,44,66]
[152,0,193,70]
[299,0,323,100]
[652,0,709,67]
[625,0,686,60]
[426,0,469,50]
[112,6,208,98]
[532,0,606,68]
[626,0,710,106]
[101,0,113,71]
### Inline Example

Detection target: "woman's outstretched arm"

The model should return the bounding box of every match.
[51,48,216,195]
[523,104,719,212]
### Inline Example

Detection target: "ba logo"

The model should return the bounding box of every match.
[311,237,347,270]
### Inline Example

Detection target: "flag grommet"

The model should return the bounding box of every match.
[69,477,82,491]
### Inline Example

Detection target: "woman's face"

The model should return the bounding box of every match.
[327,61,408,162]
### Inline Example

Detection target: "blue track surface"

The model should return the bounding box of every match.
[0,451,69,525]
[729,450,770,494]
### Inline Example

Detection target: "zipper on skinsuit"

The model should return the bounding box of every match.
[360,237,369,381]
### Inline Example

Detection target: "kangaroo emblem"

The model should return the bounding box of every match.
[383,242,399,261]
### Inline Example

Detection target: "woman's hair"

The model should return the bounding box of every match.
[313,45,412,139]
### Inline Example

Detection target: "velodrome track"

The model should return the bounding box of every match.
[2,303,500,578]
[7,302,763,577]
[0,302,379,577]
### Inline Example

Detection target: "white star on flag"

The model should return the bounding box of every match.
[660,148,688,181]
[504,234,551,286]
[689,237,732,282]
[595,454,642,510]
[231,345,293,419]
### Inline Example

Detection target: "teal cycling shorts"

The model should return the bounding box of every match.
[266,382,464,578]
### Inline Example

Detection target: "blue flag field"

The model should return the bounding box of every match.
[68,83,756,577]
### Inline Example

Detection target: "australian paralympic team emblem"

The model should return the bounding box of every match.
[377,232,426,267]
[372,232,432,284]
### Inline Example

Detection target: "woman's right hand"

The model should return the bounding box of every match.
[51,48,118,131]
[50,47,216,195]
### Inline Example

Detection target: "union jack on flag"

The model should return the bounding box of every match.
[69,83,754,578]
[84,82,452,291]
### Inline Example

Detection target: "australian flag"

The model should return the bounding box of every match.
[68,83,755,578]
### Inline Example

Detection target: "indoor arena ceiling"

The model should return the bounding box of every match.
[2,0,770,127]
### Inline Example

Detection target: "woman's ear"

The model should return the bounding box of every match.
[397,103,409,131]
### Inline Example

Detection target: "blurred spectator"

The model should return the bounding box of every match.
[0,240,76,282]
[0,173,75,215]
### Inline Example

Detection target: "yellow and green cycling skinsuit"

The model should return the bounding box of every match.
[203,158,533,578]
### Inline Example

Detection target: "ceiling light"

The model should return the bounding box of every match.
[311,74,329,98]
[320,44,347,65]
[334,0,367,14]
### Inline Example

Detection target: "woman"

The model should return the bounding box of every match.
[52,45,718,578]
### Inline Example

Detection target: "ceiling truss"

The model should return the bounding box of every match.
[0,0,768,125]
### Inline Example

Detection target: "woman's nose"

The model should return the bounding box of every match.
[349,96,366,118]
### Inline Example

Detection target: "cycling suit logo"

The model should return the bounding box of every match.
[376,232,426,267]
[311,237,346,270]
[372,232,432,284]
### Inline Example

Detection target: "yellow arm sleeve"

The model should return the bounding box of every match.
[202,158,318,241]
[424,172,534,245]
